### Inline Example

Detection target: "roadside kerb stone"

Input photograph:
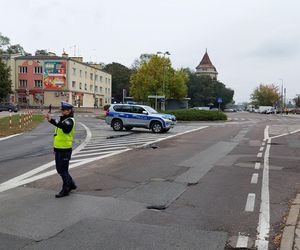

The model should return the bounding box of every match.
[280,195,300,250]
[281,226,296,250]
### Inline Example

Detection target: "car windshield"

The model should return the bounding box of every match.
[145,106,158,114]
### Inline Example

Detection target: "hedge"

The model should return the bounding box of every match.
[163,109,227,121]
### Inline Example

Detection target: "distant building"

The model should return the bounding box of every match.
[1,53,21,103]
[2,52,112,107]
[196,50,218,80]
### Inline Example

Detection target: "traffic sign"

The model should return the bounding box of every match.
[217,97,223,103]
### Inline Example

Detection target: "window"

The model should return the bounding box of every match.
[132,106,146,114]
[19,80,27,87]
[90,73,93,80]
[19,67,27,74]
[108,88,110,94]
[34,67,42,74]
[108,78,111,84]
[85,71,87,78]
[105,78,108,84]
[105,88,107,94]
[34,80,42,88]
[100,76,103,82]
[95,75,98,81]
[84,84,87,90]
[113,105,132,113]
[72,81,76,88]
[100,87,103,93]
[95,86,98,92]
[80,70,82,77]
[90,85,93,91]
[72,68,76,76]
[79,82,82,89]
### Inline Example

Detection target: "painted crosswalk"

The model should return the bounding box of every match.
[0,122,209,192]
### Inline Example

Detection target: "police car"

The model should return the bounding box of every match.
[105,104,176,133]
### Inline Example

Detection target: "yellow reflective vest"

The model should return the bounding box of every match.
[53,117,75,149]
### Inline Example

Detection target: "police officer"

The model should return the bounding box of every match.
[46,101,77,198]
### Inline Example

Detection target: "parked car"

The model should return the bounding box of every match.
[105,104,176,133]
[224,108,236,112]
[290,108,300,114]
[191,107,210,111]
[0,103,18,112]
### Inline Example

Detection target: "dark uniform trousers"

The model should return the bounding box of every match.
[55,149,75,190]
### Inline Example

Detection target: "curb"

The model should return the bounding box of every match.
[280,194,300,250]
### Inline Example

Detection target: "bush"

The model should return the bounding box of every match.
[164,109,227,121]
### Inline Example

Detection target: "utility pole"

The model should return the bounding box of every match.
[156,51,170,110]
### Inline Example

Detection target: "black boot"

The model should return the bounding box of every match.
[70,183,77,191]
[55,188,70,198]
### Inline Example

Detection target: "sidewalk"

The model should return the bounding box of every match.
[280,194,300,250]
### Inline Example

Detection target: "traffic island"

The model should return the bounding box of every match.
[0,113,44,137]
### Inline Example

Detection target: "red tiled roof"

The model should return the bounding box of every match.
[196,51,217,71]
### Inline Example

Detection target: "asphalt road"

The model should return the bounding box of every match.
[0,112,300,249]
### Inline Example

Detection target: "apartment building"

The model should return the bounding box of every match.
[13,53,112,107]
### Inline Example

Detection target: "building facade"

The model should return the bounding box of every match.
[10,53,112,107]
[1,53,21,103]
[196,50,218,80]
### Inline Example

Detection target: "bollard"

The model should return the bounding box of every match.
[23,112,26,126]
[19,113,22,128]
[9,112,12,129]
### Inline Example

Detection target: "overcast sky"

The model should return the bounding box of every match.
[1,0,299,103]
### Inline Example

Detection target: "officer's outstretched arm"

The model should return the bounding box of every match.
[49,119,73,134]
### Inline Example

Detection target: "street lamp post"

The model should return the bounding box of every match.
[156,51,170,110]
[279,79,284,114]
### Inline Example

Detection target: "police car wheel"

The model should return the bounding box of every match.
[112,119,123,131]
[151,122,163,133]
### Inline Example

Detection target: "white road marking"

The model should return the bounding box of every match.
[259,147,264,152]
[255,162,261,170]
[80,146,128,153]
[0,126,209,192]
[0,133,22,141]
[270,128,300,139]
[0,122,90,190]
[256,125,271,250]
[72,150,121,158]
[245,193,256,212]
[84,141,153,149]
[257,152,263,158]
[251,173,259,184]
[72,123,92,155]
[264,125,270,141]
[262,142,266,146]
[236,234,249,248]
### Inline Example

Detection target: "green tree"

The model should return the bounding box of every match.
[0,33,10,52]
[294,96,300,108]
[7,44,25,55]
[131,53,154,71]
[250,84,280,106]
[104,62,132,102]
[130,55,188,102]
[35,49,48,56]
[0,59,12,100]
[186,70,234,108]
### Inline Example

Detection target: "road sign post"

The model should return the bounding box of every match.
[217,97,223,111]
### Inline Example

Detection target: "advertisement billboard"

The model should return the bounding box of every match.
[43,61,66,90]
